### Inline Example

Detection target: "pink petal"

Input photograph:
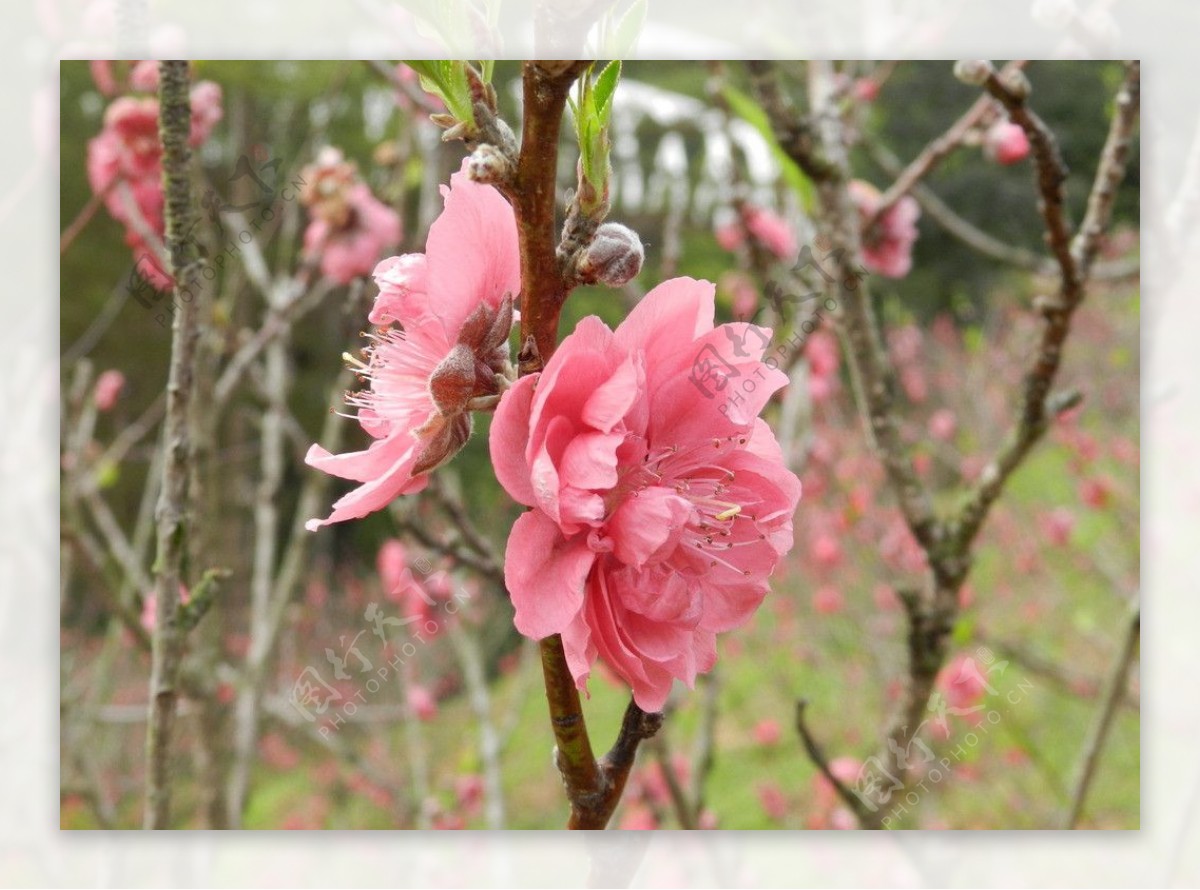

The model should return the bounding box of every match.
[489,374,538,507]
[424,161,520,338]
[608,486,692,569]
[504,510,595,639]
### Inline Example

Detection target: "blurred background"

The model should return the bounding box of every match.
[59,60,1139,829]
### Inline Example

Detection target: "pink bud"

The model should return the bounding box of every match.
[757,784,788,822]
[983,119,1030,165]
[93,369,126,412]
[813,585,845,615]
[852,77,880,102]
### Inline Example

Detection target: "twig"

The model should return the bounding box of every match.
[446,619,507,828]
[60,181,115,254]
[952,60,1140,552]
[795,700,881,828]
[1062,601,1140,828]
[869,61,1026,229]
[649,733,696,829]
[142,60,203,830]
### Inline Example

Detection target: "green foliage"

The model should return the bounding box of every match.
[404,60,475,125]
[570,61,622,216]
[721,84,816,210]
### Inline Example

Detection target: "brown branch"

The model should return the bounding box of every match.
[143,60,203,830]
[795,700,881,829]
[952,60,1140,552]
[650,733,697,829]
[1062,600,1140,828]
[869,60,1027,229]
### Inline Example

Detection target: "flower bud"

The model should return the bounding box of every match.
[1001,68,1032,100]
[577,223,644,287]
[466,143,513,186]
[953,59,994,86]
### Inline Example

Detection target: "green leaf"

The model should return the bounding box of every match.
[401,60,473,126]
[593,60,621,119]
[722,84,815,211]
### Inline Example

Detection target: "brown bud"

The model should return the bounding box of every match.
[577,223,644,287]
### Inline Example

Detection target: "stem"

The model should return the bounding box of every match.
[1062,602,1140,828]
[143,60,202,830]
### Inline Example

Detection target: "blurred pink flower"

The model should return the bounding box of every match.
[812,585,845,615]
[810,533,842,568]
[407,684,438,721]
[93,369,126,411]
[938,654,990,712]
[302,183,402,285]
[753,718,782,746]
[849,179,920,278]
[1039,507,1076,546]
[853,77,880,102]
[491,278,801,711]
[454,774,485,813]
[129,60,158,93]
[619,805,659,830]
[305,161,519,530]
[1080,476,1113,510]
[983,119,1030,165]
[928,408,957,441]
[757,783,788,822]
[744,207,799,262]
[720,270,760,319]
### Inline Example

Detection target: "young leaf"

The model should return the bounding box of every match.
[723,84,815,211]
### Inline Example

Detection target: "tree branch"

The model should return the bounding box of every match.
[1062,600,1140,828]
[143,59,203,830]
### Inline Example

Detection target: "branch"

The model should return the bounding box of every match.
[795,700,882,829]
[952,61,1140,551]
[1062,601,1140,828]
[143,60,203,830]
[869,61,1027,229]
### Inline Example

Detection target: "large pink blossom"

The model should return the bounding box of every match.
[490,278,801,711]
[305,163,519,531]
[848,179,920,278]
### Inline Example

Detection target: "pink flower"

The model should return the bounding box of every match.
[753,718,782,746]
[454,774,485,813]
[715,206,798,262]
[928,408,957,442]
[757,783,788,821]
[744,207,799,262]
[407,684,438,721]
[305,162,519,531]
[1039,507,1075,546]
[93,369,126,411]
[852,77,880,102]
[187,80,224,146]
[490,278,801,711]
[983,119,1030,165]
[303,183,402,284]
[1080,476,1113,510]
[619,805,659,830]
[938,654,990,712]
[810,533,842,568]
[129,60,159,93]
[848,179,920,278]
[812,585,845,615]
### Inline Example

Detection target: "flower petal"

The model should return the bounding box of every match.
[505,510,595,639]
